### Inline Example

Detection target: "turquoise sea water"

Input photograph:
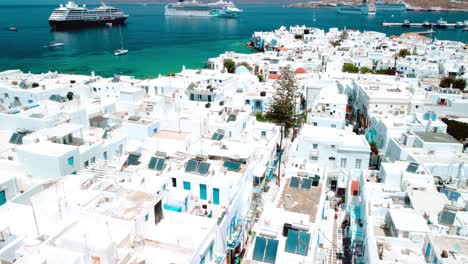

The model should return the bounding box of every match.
[0,4,466,78]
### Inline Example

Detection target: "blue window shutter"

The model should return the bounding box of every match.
[200,184,207,200]
[213,188,220,205]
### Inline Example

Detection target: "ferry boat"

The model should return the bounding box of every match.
[165,0,242,18]
[48,1,128,30]
[375,1,406,11]
[336,1,376,15]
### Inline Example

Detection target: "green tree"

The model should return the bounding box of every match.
[342,63,359,73]
[398,48,411,58]
[339,30,348,40]
[360,66,373,74]
[330,40,341,47]
[454,78,466,89]
[440,76,466,89]
[255,112,267,122]
[257,74,264,82]
[440,76,456,88]
[376,68,397,76]
[294,34,303,40]
[223,59,236,73]
[265,66,298,186]
[265,66,297,133]
[441,118,468,142]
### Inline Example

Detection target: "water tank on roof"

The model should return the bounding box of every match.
[260,91,266,97]
[205,103,211,108]
[282,223,292,237]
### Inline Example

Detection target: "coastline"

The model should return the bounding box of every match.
[288,1,468,12]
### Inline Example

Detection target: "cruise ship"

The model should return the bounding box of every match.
[48,1,128,30]
[375,1,407,11]
[336,1,376,15]
[165,0,242,18]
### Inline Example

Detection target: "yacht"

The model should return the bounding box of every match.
[165,0,242,18]
[114,27,128,56]
[114,49,128,56]
[436,18,448,28]
[48,41,65,47]
[402,19,411,27]
[48,1,128,30]
[422,20,431,28]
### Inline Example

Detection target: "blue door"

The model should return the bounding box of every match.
[425,243,431,258]
[0,190,6,206]
[213,188,220,205]
[200,184,207,200]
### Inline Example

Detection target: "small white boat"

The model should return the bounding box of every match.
[114,26,128,56]
[48,41,64,47]
[114,49,128,56]
[106,22,113,27]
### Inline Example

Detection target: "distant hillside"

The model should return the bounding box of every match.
[289,1,468,10]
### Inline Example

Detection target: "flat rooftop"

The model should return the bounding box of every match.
[17,141,77,157]
[388,209,430,233]
[413,132,460,144]
[155,130,191,140]
[279,177,322,221]
[431,236,468,263]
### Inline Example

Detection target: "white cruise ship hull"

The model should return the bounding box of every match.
[164,3,242,18]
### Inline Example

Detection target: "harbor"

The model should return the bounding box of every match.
[0,4,467,78]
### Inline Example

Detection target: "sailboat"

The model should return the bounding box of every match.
[114,26,128,56]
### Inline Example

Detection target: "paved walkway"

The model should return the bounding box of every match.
[326,213,344,263]
[321,198,346,264]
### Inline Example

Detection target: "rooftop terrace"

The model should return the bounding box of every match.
[413,131,460,144]
[279,177,322,221]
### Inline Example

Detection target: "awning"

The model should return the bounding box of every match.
[351,180,360,195]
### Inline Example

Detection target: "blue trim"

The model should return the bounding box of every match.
[0,190,6,206]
